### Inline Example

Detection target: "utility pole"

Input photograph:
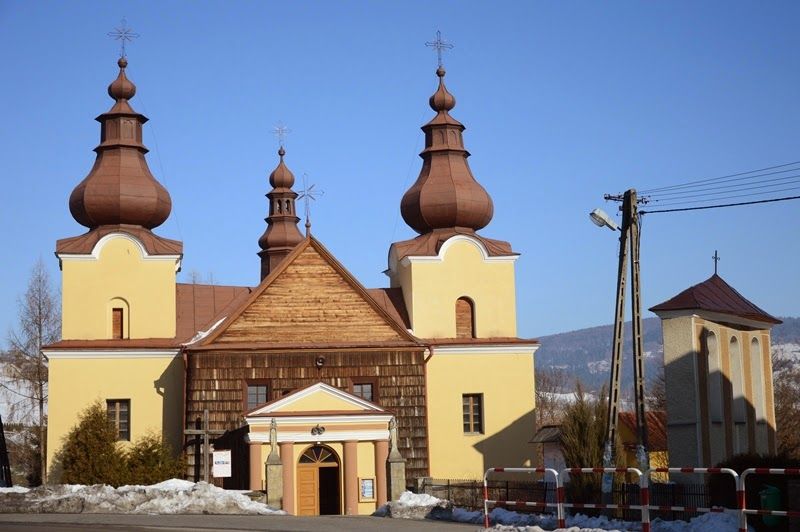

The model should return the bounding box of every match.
[601,189,650,497]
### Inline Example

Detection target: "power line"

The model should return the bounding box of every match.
[645,170,800,198]
[639,160,800,194]
[641,194,800,214]
[646,176,800,203]
[644,185,800,207]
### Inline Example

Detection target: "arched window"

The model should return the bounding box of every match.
[109,297,129,339]
[730,337,746,423]
[706,331,723,423]
[455,297,476,338]
[750,337,766,422]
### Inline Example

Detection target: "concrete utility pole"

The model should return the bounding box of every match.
[601,189,650,496]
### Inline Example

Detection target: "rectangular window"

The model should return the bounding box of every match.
[106,399,130,441]
[353,383,374,403]
[112,308,124,339]
[246,384,268,410]
[462,393,483,434]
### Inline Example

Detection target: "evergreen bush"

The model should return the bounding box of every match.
[126,432,185,485]
[57,401,127,486]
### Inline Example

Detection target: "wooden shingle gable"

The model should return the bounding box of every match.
[198,237,420,346]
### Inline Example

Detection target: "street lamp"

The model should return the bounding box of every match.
[589,208,619,231]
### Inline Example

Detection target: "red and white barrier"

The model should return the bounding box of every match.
[738,467,800,532]
[482,467,563,529]
[642,467,739,532]
[478,465,797,532]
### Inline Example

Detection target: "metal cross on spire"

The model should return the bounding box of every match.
[273,121,291,148]
[107,17,140,58]
[425,30,454,68]
[298,173,324,236]
[712,250,720,274]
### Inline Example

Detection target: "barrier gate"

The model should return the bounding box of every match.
[481,466,800,531]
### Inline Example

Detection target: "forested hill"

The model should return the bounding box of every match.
[535,316,800,392]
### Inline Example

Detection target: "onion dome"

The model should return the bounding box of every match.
[400,66,493,235]
[69,57,172,230]
[258,147,304,279]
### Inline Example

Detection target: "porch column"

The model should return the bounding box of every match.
[374,439,389,506]
[248,441,262,491]
[343,440,358,515]
[279,441,294,514]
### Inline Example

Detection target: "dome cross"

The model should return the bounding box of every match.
[107,17,139,58]
[425,30,454,68]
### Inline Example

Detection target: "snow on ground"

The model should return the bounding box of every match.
[381,491,748,532]
[0,479,285,515]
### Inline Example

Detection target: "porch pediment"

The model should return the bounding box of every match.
[245,382,392,443]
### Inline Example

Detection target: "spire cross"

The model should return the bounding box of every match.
[107,17,139,58]
[298,173,324,235]
[273,122,291,148]
[712,250,720,274]
[425,30,454,68]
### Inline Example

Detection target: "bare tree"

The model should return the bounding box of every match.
[2,259,60,484]
[772,348,800,459]
[646,364,667,412]
[535,367,569,426]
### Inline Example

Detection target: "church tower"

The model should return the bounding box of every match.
[57,57,182,340]
[387,65,519,339]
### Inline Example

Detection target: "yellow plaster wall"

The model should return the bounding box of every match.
[47,355,183,479]
[426,351,535,479]
[61,235,178,339]
[357,441,377,514]
[391,238,517,338]
[279,393,362,413]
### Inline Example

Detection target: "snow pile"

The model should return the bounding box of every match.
[0,479,285,515]
[373,490,454,520]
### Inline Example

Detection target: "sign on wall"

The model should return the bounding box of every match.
[212,450,232,478]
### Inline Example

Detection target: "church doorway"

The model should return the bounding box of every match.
[296,445,341,516]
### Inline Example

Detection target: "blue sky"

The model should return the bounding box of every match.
[1,1,798,340]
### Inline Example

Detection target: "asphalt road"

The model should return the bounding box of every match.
[0,514,483,532]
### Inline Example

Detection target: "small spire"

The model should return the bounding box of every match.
[712,250,720,275]
[258,146,304,279]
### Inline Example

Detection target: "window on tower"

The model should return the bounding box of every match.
[352,377,378,403]
[243,380,270,411]
[455,297,476,338]
[112,307,124,339]
[462,393,483,434]
[106,399,130,441]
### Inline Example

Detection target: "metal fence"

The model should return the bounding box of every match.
[419,476,710,522]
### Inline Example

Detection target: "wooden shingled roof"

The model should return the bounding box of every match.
[649,274,781,325]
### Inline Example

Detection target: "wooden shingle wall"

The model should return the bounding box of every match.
[185,349,429,481]
[216,246,409,344]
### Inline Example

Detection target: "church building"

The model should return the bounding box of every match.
[44,55,539,515]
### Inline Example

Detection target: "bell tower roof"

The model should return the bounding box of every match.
[400,66,494,235]
[69,57,172,230]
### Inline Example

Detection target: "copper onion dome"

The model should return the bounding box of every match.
[69,57,172,230]
[400,66,493,235]
[258,147,304,279]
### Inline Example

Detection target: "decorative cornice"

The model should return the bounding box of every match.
[43,348,180,360]
[57,232,181,271]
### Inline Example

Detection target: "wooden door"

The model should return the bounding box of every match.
[296,466,318,516]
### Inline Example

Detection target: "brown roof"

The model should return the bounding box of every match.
[56,225,183,256]
[391,227,516,260]
[69,57,172,231]
[175,283,253,342]
[649,274,781,325]
[427,337,539,346]
[530,425,561,444]
[366,288,411,330]
[618,411,668,452]
[44,338,180,349]
[400,66,494,235]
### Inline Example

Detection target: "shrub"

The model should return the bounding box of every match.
[126,432,185,485]
[57,401,127,486]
